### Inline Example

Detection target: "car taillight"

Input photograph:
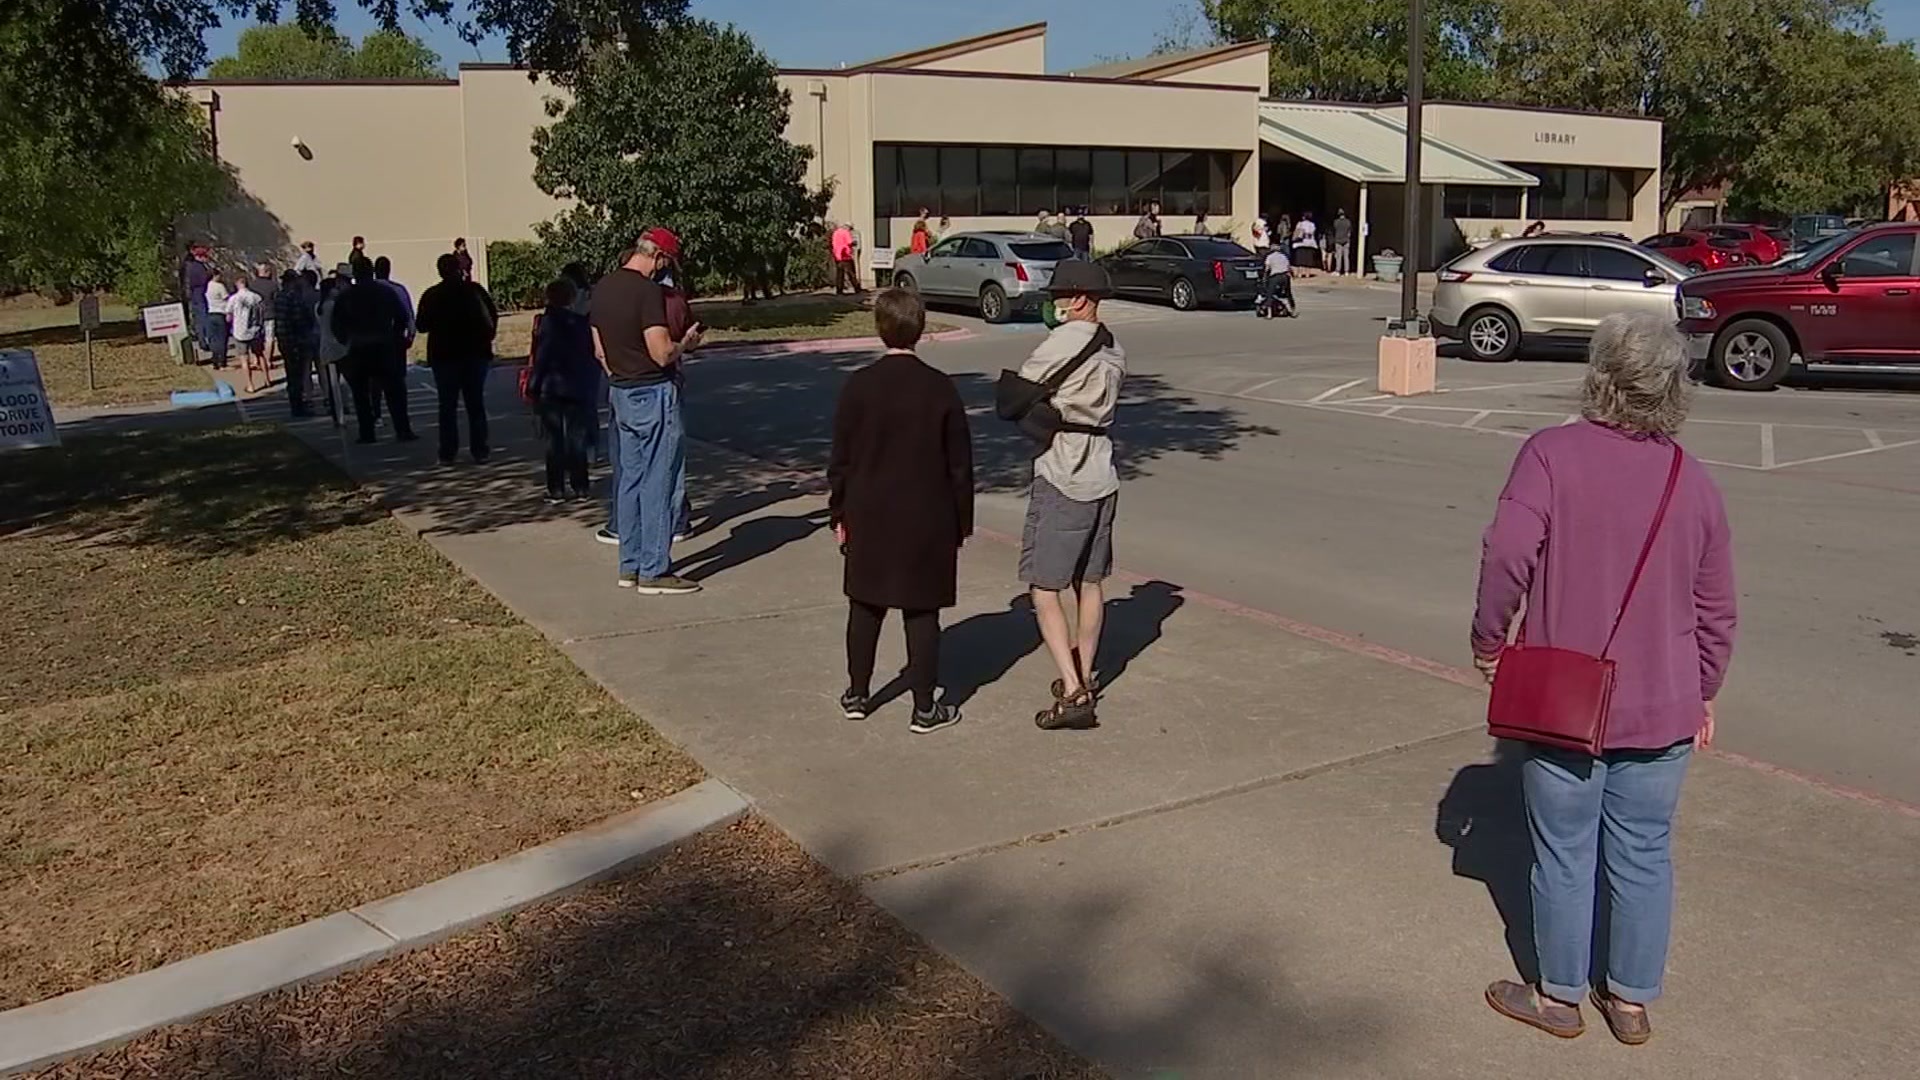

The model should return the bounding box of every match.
[1213,260,1226,282]
[1006,261,1030,282]
[1437,269,1473,283]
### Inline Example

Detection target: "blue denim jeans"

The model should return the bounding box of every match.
[1525,740,1693,1006]
[605,390,689,539]
[610,381,683,579]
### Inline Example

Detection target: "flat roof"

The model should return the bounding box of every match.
[1071,40,1268,81]
[849,21,1046,72]
[1259,103,1540,186]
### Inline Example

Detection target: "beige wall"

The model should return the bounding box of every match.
[460,68,570,245]
[1379,103,1662,171]
[1153,52,1270,95]
[904,35,1046,75]
[194,82,468,295]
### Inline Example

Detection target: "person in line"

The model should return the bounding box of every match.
[1332,209,1354,275]
[1291,212,1320,270]
[1133,201,1162,240]
[830,222,861,295]
[591,229,705,596]
[527,278,600,502]
[273,268,319,416]
[180,243,213,355]
[350,235,367,262]
[1018,261,1126,731]
[1277,212,1293,251]
[910,208,933,255]
[372,256,416,348]
[250,260,281,370]
[330,256,417,444]
[1193,211,1211,236]
[556,261,612,477]
[936,215,953,241]
[1259,243,1294,317]
[1068,209,1094,260]
[414,252,499,464]
[226,273,268,391]
[452,237,474,281]
[203,267,232,370]
[294,240,322,276]
[1473,314,1736,1045]
[1523,220,1548,238]
[1253,214,1269,253]
[317,264,352,416]
[828,287,973,735]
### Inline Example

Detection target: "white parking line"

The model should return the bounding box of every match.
[1462,410,1493,429]
[1760,424,1776,469]
[1308,378,1367,403]
[1865,429,1887,449]
[1770,439,1920,470]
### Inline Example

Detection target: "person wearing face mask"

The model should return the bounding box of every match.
[1020,261,1127,731]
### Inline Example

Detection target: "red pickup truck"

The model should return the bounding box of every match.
[1678,222,1919,390]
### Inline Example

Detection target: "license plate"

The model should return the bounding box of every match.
[1242,269,1259,279]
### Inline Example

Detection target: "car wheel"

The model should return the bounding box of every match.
[1713,319,1792,391]
[893,272,917,294]
[1170,277,1198,311]
[979,283,1009,324]
[1686,261,1704,273]
[1462,307,1520,362]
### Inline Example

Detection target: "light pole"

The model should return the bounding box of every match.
[1401,0,1425,326]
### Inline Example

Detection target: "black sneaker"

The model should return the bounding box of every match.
[839,689,870,720]
[909,703,962,734]
[544,491,566,506]
[595,527,619,546]
[635,575,701,596]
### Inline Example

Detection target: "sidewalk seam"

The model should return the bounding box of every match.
[857,724,1484,884]
[561,602,848,645]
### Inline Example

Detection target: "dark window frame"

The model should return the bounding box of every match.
[1443,185,1523,219]
[874,143,1235,219]
[1520,165,1635,222]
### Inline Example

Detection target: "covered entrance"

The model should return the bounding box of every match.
[1257,103,1538,272]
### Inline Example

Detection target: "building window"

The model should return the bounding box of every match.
[873,144,1234,218]
[1522,165,1634,221]
[1018,148,1055,214]
[1443,185,1522,218]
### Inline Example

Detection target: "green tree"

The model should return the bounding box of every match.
[0,95,230,300]
[207,24,444,80]
[1204,0,1506,101]
[531,19,830,289]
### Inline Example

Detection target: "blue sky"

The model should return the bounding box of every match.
[196,0,1920,75]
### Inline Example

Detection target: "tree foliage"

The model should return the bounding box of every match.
[207,25,444,80]
[531,19,830,288]
[1203,0,1920,217]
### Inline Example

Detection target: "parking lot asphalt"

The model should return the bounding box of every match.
[690,282,1920,806]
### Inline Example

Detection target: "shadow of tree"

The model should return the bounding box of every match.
[1,424,382,556]
[1436,739,1537,985]
[0,319,147,348]
[34,817,1392,1078]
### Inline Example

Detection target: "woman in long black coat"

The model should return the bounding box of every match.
[828,289,974,734]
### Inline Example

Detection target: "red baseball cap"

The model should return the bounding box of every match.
[642,227,682,262]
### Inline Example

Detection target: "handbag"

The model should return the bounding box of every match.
[1485,444,1683,756]
[994,324,1115,449]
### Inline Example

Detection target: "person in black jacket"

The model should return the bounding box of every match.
[329,256,416,444]
[526,278,599,501]
[827,288,974,735]
[414,253,499,463]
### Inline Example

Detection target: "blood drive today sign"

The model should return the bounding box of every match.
[0,349,60,450]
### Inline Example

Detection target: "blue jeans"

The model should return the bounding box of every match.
[1525,741,1693,1006]
[611,381,683,578]
[605,389,690,539]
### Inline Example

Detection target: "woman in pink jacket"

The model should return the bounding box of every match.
[1472,314,1737,1045]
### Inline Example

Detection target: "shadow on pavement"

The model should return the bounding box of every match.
[675,508,833,583]
[1436,739,1538,986]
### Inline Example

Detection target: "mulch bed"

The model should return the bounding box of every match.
[33,818,1105,1080]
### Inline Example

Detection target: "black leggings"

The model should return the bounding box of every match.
[846,600,939,713]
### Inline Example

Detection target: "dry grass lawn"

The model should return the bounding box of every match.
[0,316,212,408]
[0,425,699,1009]
[34,818,1105,1080]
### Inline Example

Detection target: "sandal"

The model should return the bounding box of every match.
[1035,688,1098,731]
[1049,674,1100,701]
[1484,980,1584,1039]
[1589,988,1652,1045]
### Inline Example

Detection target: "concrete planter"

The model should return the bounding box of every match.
[1373,255,1404,282]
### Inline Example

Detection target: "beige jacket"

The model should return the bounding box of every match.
[1018,320,1126,501]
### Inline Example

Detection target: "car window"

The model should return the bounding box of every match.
[1009,240,1074,261]
[928,237,965,258]
[1641,234,1684,249]
[959,238,1000,259]
[1505,244,1586,278]
[1131,239,1175,258]
[1586,246,1657,282]
[1183,238,1256,258]
[1838,233,1916,278]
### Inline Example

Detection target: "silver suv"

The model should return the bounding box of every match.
[1430,237,1694,361]
[892,232,1077,323]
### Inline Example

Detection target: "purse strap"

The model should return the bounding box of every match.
[1600,443,1685,660]
[1040,324,1115,393]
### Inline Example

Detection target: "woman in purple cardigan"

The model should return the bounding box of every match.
[1472,314,1737,1045]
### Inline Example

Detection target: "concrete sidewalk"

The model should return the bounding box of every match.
[293,384,1918,1079]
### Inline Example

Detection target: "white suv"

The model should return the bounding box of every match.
[1430,237,1694,361]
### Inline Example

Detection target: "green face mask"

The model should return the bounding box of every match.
[1041,296,1067,328]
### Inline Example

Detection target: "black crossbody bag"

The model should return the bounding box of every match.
[994,325,1114,449]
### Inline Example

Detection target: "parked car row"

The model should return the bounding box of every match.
[1433,223,1920,389]
[889,231,1265,322]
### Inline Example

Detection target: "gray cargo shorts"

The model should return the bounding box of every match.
[1019,477,1117,590]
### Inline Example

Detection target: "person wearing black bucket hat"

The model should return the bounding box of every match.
[1020,259,1125,731]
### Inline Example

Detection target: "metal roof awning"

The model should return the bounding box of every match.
[1259,103,1539,187]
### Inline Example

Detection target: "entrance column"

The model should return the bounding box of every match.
[1356,183,1369,277]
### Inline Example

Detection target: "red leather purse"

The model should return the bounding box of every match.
[1486,444,1683,756]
